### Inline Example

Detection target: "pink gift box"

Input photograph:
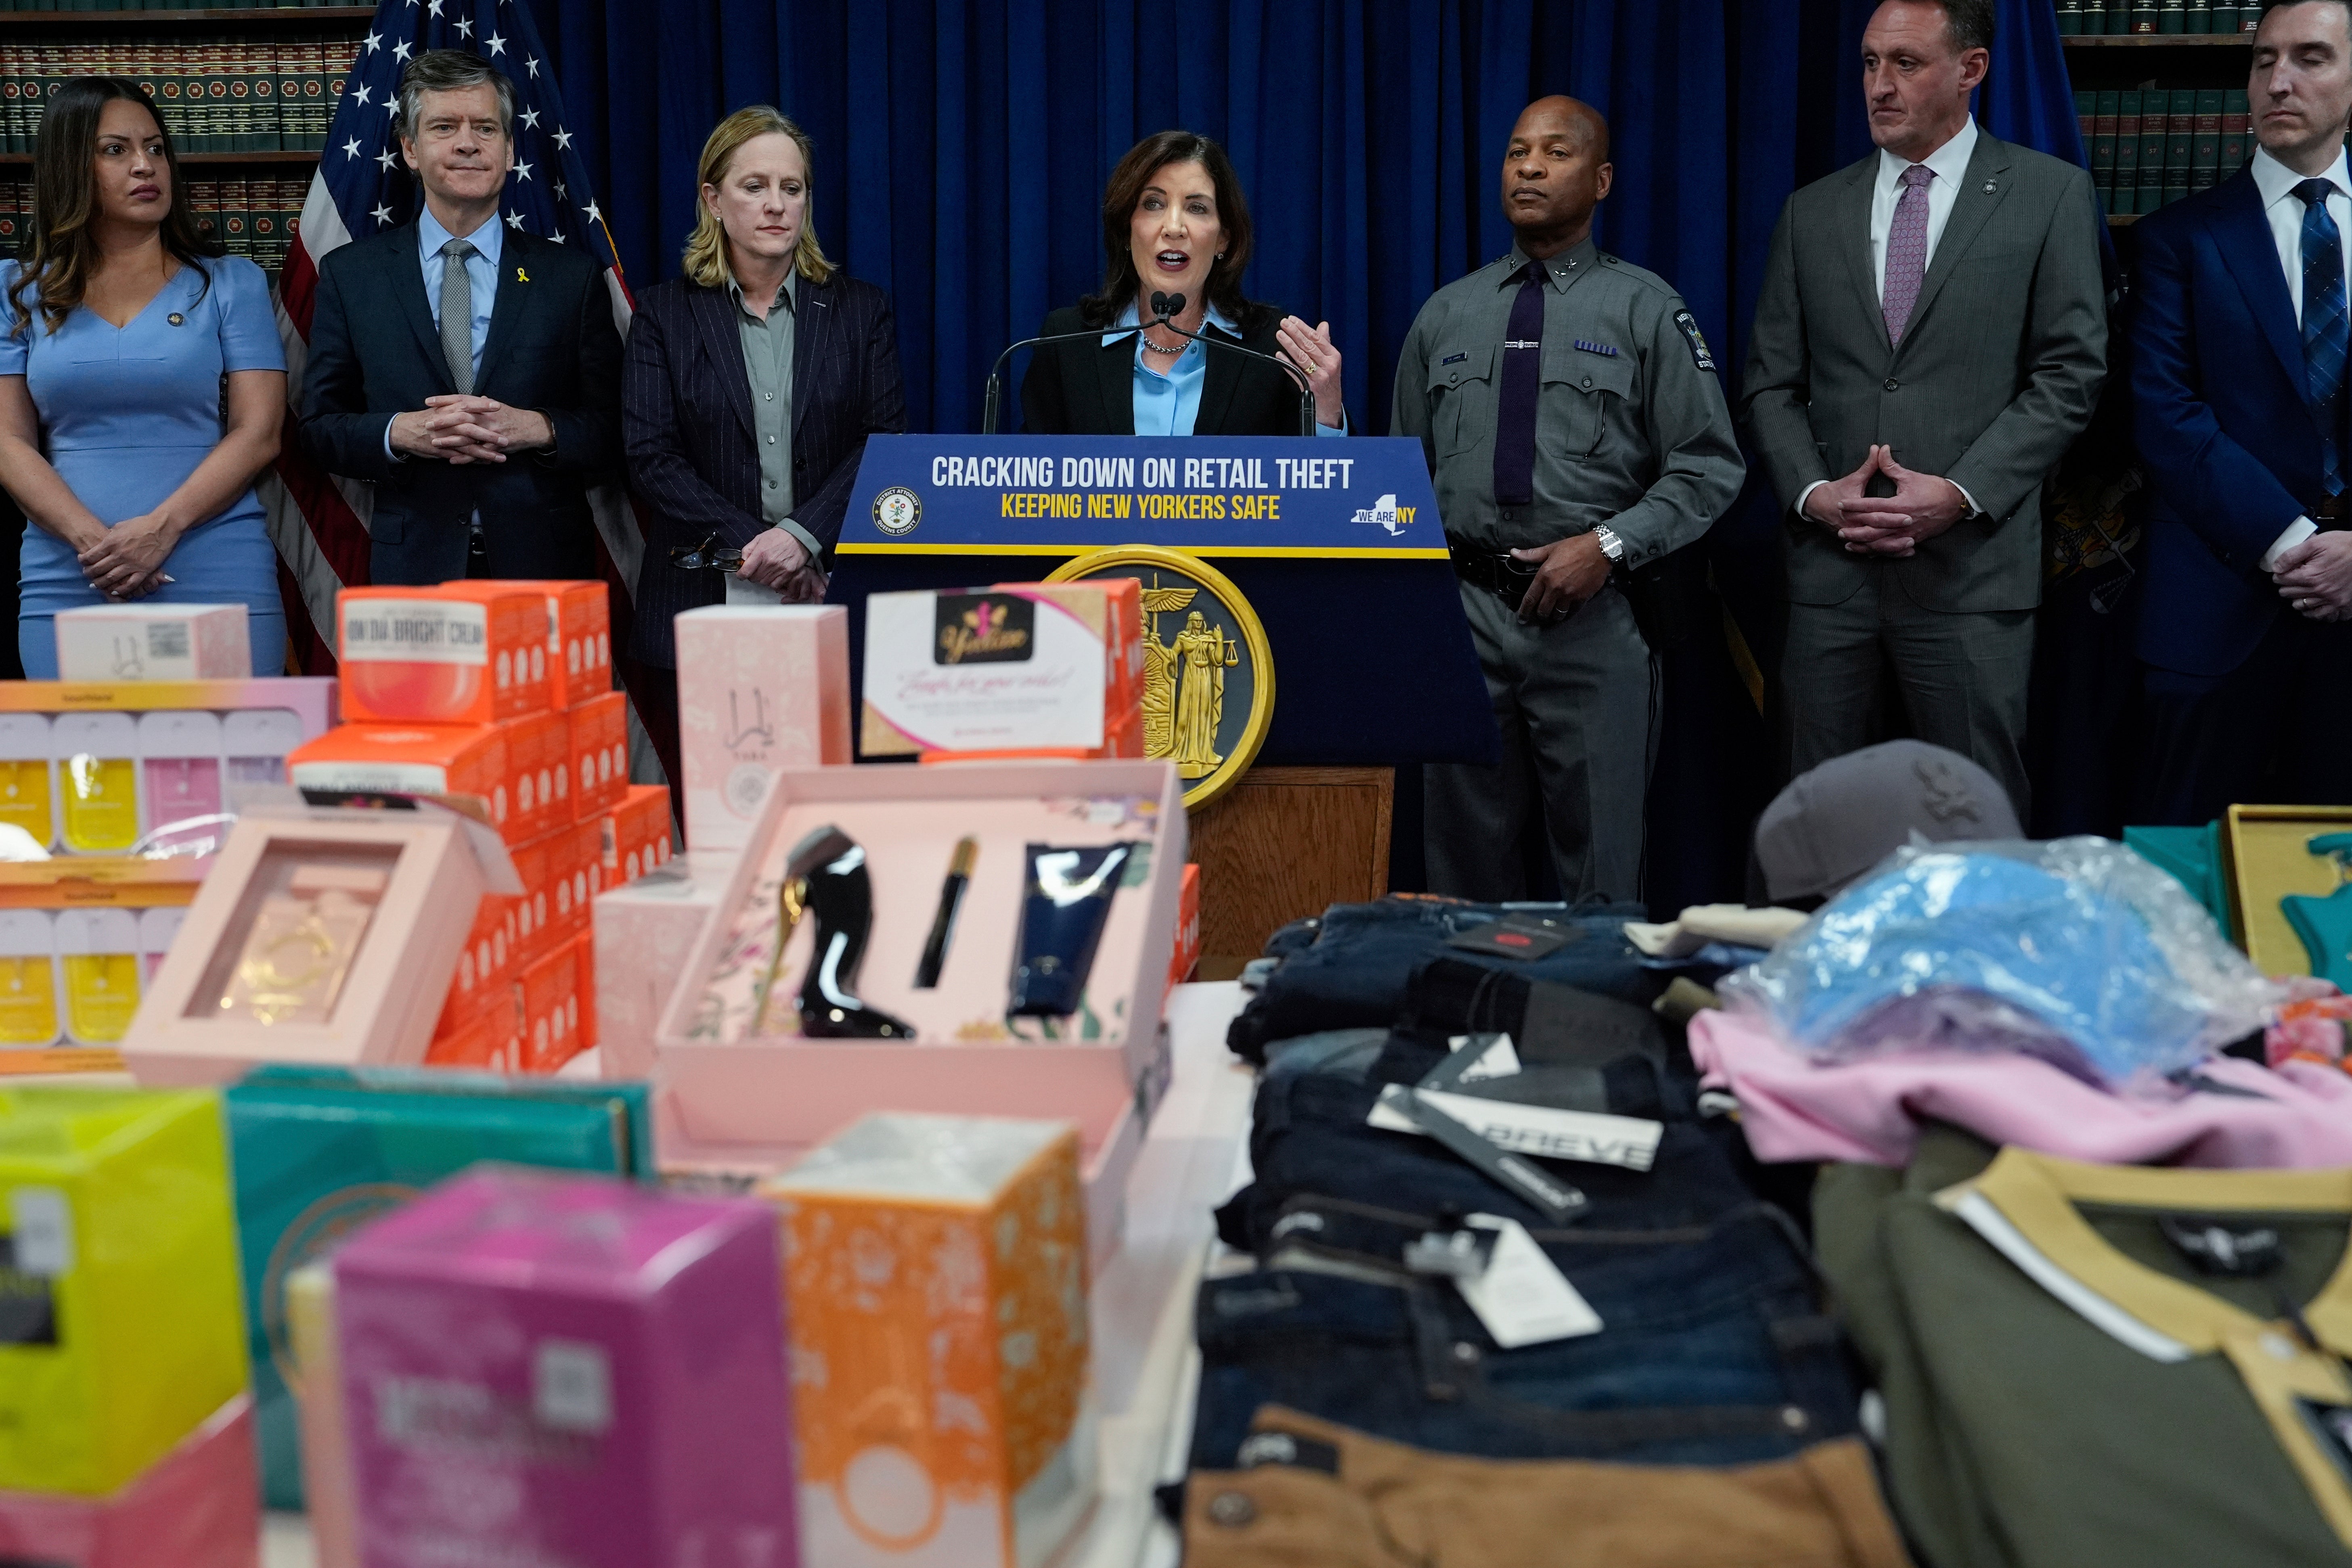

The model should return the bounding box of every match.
[673,606,850,853]
[0,1395,258,1568]
[590,852,737,1081]
[335,1166,799,1568]
[650,759,1184,1262]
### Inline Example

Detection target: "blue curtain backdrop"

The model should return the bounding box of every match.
[529,0,2086,906]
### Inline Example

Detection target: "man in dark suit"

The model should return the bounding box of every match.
[2131,0,2352,822]
[1740,0,2107,820]
[299,50,622,585]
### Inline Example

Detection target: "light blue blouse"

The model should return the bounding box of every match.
[1100,301,1346,438]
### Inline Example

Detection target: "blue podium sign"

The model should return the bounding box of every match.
[836,434,1446,559]
[828,434,1498,770]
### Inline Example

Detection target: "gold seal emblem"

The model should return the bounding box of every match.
[1046,545,1273,809]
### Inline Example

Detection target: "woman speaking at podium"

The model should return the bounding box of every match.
[1020,131,1347,438]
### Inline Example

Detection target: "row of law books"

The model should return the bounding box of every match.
[2077,88,2250,217]
[0,38,362,156]
[0,175,306,272]
[0,3,358,9]
[2054,0,2260,31]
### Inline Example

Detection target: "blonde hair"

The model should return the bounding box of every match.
[683,106,834,289]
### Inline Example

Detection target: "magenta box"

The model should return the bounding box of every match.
[0,1395,257,1568]
[335,1166,798,1568]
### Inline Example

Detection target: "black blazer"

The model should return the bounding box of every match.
[1019,304,1320,435]
[621,270,904,668]
[298,224,624,585]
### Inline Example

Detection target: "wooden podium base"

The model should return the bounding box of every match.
[1188,766,1393,977]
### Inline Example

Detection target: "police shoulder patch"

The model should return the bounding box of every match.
[1673,309,1717,374]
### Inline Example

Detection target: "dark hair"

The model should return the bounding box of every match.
[1079,131,1261,331]
[397,50,516,145]
[9,78,220,339]
[1931,0,1996,52]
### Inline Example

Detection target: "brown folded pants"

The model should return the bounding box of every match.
[1183,1407,1914,1568]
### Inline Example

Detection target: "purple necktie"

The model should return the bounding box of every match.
[1882,163,1934,344]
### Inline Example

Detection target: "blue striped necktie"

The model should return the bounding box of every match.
[2296,177,2348,497]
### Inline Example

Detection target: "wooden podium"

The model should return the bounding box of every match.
[1191,765,1394,974]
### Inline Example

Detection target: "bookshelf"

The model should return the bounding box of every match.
[0,4,369,274]
[2057,26,2254,230]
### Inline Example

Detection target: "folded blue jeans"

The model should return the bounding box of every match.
[1227,898,1658,1064]
[1190,1205,1856,1468]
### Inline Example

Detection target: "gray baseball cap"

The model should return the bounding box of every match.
[1755,740,2021,902]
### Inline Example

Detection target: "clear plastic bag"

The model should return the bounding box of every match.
[1719,837,2285,1091]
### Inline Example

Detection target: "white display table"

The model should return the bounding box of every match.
[262,980,1258,1568]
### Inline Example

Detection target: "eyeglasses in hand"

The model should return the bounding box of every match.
[670,534,745,574]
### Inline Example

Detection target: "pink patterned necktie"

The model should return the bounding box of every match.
[1882,163,1934,344]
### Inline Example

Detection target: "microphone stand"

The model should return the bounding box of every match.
[1156,307,1320,438]
[979,310,1180,434]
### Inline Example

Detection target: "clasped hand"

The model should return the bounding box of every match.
[1805,444,1968,557]
[392,396,553,465]
[76,509,178,599]
[2275,533,2352,622]
[737,528,826,603]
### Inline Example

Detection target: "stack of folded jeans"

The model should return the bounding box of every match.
[1187,900,1905,1565]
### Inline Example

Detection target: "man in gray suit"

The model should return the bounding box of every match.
[1740,0,2107,818]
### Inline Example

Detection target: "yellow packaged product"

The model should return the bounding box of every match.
[763,1113,1093,1568]
[0,1086,247,1494]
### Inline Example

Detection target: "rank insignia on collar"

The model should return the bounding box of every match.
[1573,339,1618,357]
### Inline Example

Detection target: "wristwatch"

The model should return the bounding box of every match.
[1592,525,1625,563]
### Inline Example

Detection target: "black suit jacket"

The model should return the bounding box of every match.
[298,223,624,585]
[621,270,904,668]
[1019,303,1318,434]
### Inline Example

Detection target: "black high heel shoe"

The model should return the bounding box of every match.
[754,825,913,1040]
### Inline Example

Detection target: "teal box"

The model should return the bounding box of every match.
[223,1068,652,1511]
[2124,822,2231,934]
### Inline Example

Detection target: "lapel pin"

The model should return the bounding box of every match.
[516,268,529,283]
[1983,180,1997,193]
[165,312,184,327]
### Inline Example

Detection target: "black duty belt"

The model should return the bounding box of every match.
[1447,535,1574,624]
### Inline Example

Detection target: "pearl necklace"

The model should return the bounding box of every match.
[1141,328,1190,356]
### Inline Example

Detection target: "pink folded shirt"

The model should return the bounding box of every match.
[1691,1007,2352,1168]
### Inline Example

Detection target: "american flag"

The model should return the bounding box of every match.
[262,0,653,770]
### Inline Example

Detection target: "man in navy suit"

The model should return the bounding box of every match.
[2132,0,2352,821]
[299,50,622,585]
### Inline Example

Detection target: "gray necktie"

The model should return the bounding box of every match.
[439,237,475,394]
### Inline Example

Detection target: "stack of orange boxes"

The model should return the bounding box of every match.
[283,582,666,1077]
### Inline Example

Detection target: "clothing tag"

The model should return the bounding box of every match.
[1458,1035,1522,1082]
[1372,1084,1589,1220]
[6,1188,71,1277]
[2157,1216,2285,1277]
[1369,1086,1664,1172]
[1456,1215,1604,1348]
[1236,1429,1342,1475]
[532,1339,614,1435]
[1425,1033,1521,1093]
[2299,1396,2352,1487]
[1673,308,1717,373]
[1403,1227,1497,1279]
[1447,920,1569,960]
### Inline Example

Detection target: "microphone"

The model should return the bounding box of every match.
[979,297,1184,434]
[1153,293,1319,437]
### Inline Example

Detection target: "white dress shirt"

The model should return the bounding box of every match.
[1868,115,1979,305]
[2248,145,2352,570]
[1798,118,1982,523]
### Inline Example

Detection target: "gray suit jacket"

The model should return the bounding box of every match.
[1740,130,2108,613]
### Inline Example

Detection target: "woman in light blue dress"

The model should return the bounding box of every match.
[0,77,287,678]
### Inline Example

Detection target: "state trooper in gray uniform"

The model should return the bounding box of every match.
[1394,96,1745,903]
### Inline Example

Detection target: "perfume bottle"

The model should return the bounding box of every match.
[0,911,59,1046]
[54,908,141,1044]
[0,714,55,851]
[53,712,139,853]
[138,710,224,838]
[215,865,389,1026]
[222,708,308,792]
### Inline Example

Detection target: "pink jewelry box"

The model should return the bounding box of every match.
[673,605,851,853]
[119,804,517,1087]
[591,851,737,1081]
[0,1395,258,1568]
[334,1166,799,1568]
[650,760,1185,1262]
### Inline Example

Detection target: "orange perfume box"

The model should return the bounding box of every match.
[286,724,519,837]
[336,585,552,726]
[762,1114,1093,1568]
[496,579,613,711]
[567,691,627,823]
[602,785,673,886]
[507,821,601,969]
[518,939,583,1074]
[501,709,571,846]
